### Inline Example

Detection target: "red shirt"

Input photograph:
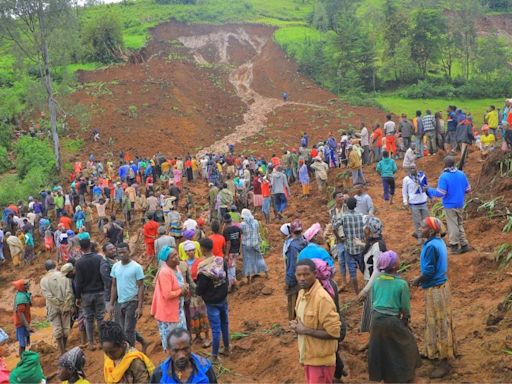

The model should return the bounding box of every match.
[59,216,73,230]
[372,128,383,148]
[13,303,31,328]
[261,180,271,197]
[209,234,226,257]
[310,148,318,158]
[271,157,280,166]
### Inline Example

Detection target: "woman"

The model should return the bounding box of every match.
[298,159,310,199]
[73,206,85,231]
[6,231,23,268]
[23,229,35,264]
[178,229,201,261]
[357,216,387,333]
[183,241,210,347]
[151,248,188,351]
[252,175,263,209]
[412,217,456,379]
[298,223,335,268]
[368,251,420,383]
[58,347,89,384]
[101,321,154,384]
[240,209,268,284]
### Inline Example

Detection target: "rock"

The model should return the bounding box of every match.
[243,320,260,332]
[485,325,499,333]
[31,295,46,308]
[261,286,274,296]
[486,313,504,326]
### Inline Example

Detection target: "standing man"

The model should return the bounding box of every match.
[427,156,471,254]
[74,237,105,351]
[223,215,242,290]
[208,183,219,222]
[310,157,329,195]
[347,145,364,186]
[383,114,397,158]
[285,219,307,321]
[300,132,309,149]
[217,184,234,223]
[270,166,291,221]
[100,242,118,307]
[330,192,348,291]
[342,197,365,294]
[403,142,417,169]
[422,110,437,155]
[109,242,146,349]
[40,260,74,354]
[399,113,413,151]
[143,213,159,260]
[360,122,370,165]
[412,217,456,379]
[414,110,425,157]
[376,150,398,204]
[290,259,341,384]
[402,165,430,244]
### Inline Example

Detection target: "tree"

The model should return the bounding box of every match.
[0,0,77,173]
[451,0,481,80]
[476,33,510,79]
[410,9,445,76]
[82,12,124,63]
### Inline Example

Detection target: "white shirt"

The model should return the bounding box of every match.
[183,218,198,231]
[360,127,369,146]
[402,148,416,169]
[402,175,428,205]
[384,121,396,135]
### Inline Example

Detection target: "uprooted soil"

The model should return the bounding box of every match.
[1,22,512,383]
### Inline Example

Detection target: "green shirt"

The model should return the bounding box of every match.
[371,274,410,316]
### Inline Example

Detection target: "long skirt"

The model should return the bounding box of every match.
[242,244,268,277]
[189,294,209,336]
[424,282,457,360]
[252,194,263,208]
[368,312,421,383]
[360,289,372,332]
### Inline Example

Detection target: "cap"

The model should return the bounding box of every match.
[60,263,74,274]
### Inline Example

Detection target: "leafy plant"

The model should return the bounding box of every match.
[398,261,412,274]
[503,211,512,233]
[495,243,512,268]
[33,320,50,330]
[478,197,504,218]
[230,332,249,341]
[128,105,138,118]
[432,201,445,220]
[144,264,158,287]
[499,156,512,177]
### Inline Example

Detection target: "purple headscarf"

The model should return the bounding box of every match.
[312,258,335,299]
[183,229,196,240]
[377,250,398,273]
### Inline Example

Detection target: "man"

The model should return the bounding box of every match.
[399,113,413,151]
[422,110,437,155]
[270,166,291,220]
[353,184,374,216]
[347,145,364,185]
[40,260,74,354]
[342,197,365,293]
[326,132,338,167]
[155,226,176,257]
[12,279,33,356]
[74,237,105,350]
[223,215,242,290]
[403,142,417,169]
[196,238,230,362]
[169,181,181,209]
[371,124,383,162]
[300,132,309,148]
[290,259,341,384]
[143,213,159,260]
[403,165,429,244]
[330,191,348,291]
[383,114,397,158]
[285,219,307,321]
[414,110,425,157]
[100,242,118,306]
[310,156,329,194]
[360,123,370,165]
[109,242,145,348]
[217,184,234,223]
[485,105,499,138]
[6,231,23,267]
[445,105,458,153]
[427,156,471,254]
[376,150,398,204]
[150,328,217,383]
[146,192,160,216]
[208,183,219,222]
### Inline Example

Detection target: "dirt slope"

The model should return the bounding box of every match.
[1,22,511,383]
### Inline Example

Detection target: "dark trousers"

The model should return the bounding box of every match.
[81,292,105,343]
[382,177,395,201]
[114,300,139,346]
[206,300,229,357]
[403,137,411,150]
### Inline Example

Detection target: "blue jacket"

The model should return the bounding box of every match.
[151,354,216,384]
[376,157,398,178]
[420,237,448,289]
[285,236,307,287]
[428,168,470,209]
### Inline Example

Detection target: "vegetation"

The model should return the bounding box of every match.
[82,12,125,63]
[495,243,512,268]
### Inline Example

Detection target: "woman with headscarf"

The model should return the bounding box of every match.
[58,347,89,384]
[240,209,268,284]
[178,229,201,261]
[412,217,456,379]
[368,250,420,383]
[6,232,23,268]
[151,248,188,351]
[357,216,387,333]
[297,223,335,268]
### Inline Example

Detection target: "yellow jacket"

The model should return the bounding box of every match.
[295,280,341,366]
[347,150,362,170]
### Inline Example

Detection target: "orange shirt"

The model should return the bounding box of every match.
[310,148,318,158]
[209,234,226,257]
[372,128,383,148]
[59,216,73,230]
[13,303,31,328]
[261,181,271,197]
[271,157,280,166]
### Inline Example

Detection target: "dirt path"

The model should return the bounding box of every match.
[178,28,324,155]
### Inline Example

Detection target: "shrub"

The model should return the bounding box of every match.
[0,146,11,173]
[82,13,125,63]
[0,121,12,149]
[14,136,55,178]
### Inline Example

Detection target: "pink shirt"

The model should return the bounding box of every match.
[151,264,182,322]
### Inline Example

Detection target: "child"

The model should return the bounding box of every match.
[12,279,33,356]
[298,160,310,199]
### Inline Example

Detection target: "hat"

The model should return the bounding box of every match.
[424,217,443,233]
[290,219,303,233]
[60,263,74,274]
[313,156,322,161]
[208,183,214,187]
[183,240,196,252]
[280,223,291,236]
[304,223,322,242]
[12,279,26,291]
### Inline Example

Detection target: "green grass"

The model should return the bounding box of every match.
[274,26,325,55]
[61,138,84,154]
[376,95,504,125]
[64,62,103,72]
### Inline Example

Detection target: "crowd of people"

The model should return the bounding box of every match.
[2,101,509,384]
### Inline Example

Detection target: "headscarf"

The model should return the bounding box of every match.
[183,229,195,240]
[304,223,322,242]
[280,223,291,237]
[364,216,383,237]
[376,250,398,273]
[75,205,82,212]
[77,232,90,240]
[312,259,335,299]
[157,246,172,262]
[241,208,255,224]
[424,217,443,233]
[58,347,86,378]
[183,240,196,252]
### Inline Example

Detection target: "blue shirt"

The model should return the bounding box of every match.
[420,237,448,289]
[376,157,398,178]
[110,260,144,303]
[428,168,470,209]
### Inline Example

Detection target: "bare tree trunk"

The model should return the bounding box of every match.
[39,7,61,173]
